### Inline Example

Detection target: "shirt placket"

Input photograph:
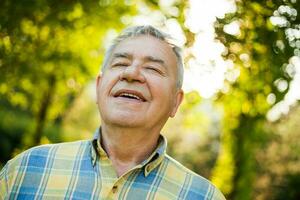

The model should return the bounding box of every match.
[99,158,142,200]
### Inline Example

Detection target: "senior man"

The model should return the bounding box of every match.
[0,25,226,199]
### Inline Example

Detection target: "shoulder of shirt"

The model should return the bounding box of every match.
[4,140,91,169]
[164,154,226,200]
[164,153,206,180]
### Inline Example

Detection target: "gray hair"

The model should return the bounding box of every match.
[101,25,184,89]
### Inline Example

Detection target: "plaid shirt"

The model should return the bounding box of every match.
[0,129,226,200]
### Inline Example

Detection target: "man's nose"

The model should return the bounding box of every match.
[119,64,146,83]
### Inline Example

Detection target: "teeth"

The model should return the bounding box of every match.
[120,93,142,100]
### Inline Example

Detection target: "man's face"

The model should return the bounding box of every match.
[96,35,183,131]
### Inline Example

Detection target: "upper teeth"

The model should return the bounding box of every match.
[120,93,141,100]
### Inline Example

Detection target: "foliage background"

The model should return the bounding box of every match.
[0,0,299,199]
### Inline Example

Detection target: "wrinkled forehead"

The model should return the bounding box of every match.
[111,35,178,66]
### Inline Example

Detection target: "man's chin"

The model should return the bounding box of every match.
[103,115,144,128]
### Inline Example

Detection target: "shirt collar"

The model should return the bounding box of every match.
[91,127,167,176]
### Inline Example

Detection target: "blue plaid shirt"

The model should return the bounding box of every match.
[0,129,226,199]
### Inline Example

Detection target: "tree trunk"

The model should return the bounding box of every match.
[32,75,56,146]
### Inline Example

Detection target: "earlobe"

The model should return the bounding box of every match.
[96,74,102,87]
[170,89,184,118]
[95,74,102,103]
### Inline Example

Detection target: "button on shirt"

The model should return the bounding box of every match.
[0,129,226,199]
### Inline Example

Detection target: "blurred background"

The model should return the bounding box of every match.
[0,0,300,199]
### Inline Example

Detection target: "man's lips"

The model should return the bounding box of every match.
[113,89,146,102]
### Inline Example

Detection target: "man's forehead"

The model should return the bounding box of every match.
[111,35,176,62]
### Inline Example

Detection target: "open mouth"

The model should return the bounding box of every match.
[114,90,146,102]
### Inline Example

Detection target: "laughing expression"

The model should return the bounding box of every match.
[96,35,183,131]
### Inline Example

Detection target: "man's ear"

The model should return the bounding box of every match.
[170,89,184,118]
[95,74,102,103]
[96,73,102,87]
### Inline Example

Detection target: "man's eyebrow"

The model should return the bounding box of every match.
[144,56,165,65]
[112,53,165,66]
[112,52,131,59]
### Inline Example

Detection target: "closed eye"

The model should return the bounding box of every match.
[112,63,129,67]
[146,66,164,75]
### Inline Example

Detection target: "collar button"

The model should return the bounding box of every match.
[112,185,118,193]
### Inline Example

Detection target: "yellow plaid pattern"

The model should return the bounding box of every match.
[0,129,226,199]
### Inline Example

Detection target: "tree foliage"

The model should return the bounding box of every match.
[0,0,137,165]
[211,0,300,199]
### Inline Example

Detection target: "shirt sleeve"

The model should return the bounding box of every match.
[0,164,8,200]
[212,186,227,200]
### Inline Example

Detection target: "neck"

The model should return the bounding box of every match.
[100,124,160,177]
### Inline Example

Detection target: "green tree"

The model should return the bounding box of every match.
[211,0,300,199]
[0,0,137,165]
